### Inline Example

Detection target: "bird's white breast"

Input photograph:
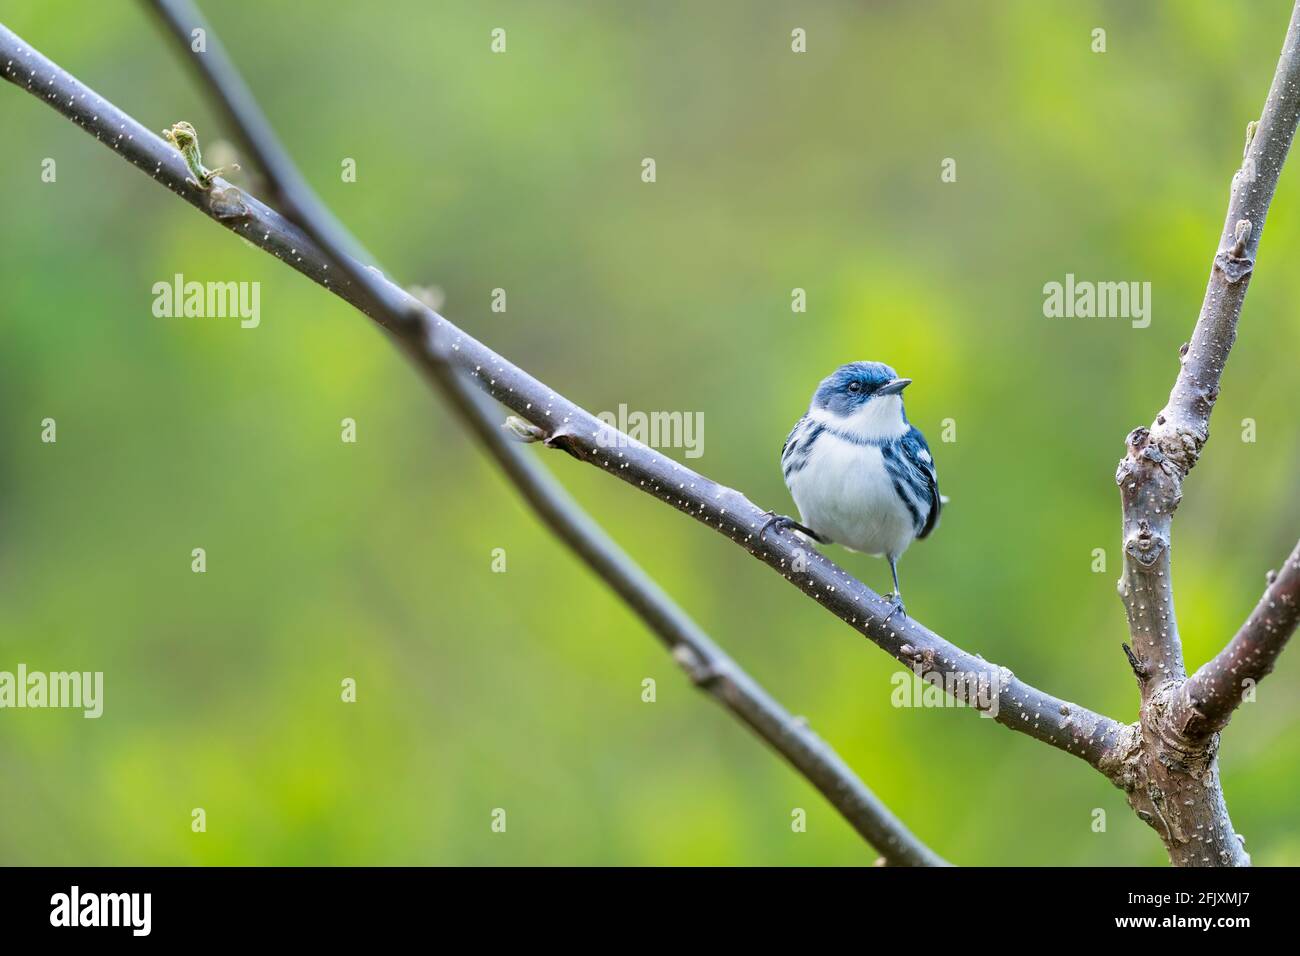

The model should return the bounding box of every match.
[787,432,917,559]
[808,395,908,442]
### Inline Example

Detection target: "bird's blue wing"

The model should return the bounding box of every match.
[904,426,942,539]
[780,415,811,481]
[781,416,804,459]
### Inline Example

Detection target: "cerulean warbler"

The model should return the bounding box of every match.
[763,361,942,621]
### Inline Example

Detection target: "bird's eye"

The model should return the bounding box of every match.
[847,382,862,393]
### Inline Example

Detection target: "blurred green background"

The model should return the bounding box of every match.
[2,0,1298,866]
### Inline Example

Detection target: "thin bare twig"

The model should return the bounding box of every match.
[0,17,946,864]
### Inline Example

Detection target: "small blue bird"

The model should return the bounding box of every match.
[763,361,941,621]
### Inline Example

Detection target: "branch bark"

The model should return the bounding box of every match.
[43,5,1300,865]
[1108,0,1300,866]
[0,18,946,865]
[1183,540,1300,737]
[0,17,1128,772]
[154,0,957,864]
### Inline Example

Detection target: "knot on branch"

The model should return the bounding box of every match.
[1115,427,1154,489]
[542,424,586,460]
[1125,519,1168,568]
[1154,422,1204,477]
[1176,696,1213,743]
[898,643,936,673]
[671,643,725,687]
[1214,221,1255,283]
[1117,424,1181,486]
[206,182,247,220]
[1098,722,1143,791]
[1139,441,1166,467]
[1126,416,1204,482]
[1101,682,1245,864]
[1148,681,1221,774]
[1213,253,1253,283]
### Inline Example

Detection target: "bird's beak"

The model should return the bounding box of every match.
[877,378,912,396]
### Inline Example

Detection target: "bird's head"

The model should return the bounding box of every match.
[810,361,912,437]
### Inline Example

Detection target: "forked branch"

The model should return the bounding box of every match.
[1108,0,1300,866]
[13,1,1299,868]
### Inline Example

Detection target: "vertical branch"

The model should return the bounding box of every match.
[1116,424,1185,690]
[1117,4,1300,695]
[1107,0,1300,867]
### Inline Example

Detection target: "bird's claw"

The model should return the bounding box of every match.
[882,592,907,624]
[759,511,829,546]
[759,511,788,543]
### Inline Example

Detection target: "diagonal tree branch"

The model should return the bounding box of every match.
[1182,539,1300,737]
[0,20,1126,773]
[1108,0,1300,866]
[3,12,1144,863]
[145,0,954,864]
[1,18,945,865]
[135,1,1300,868]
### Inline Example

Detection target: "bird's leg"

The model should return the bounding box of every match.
[883,557,906,623]
[758,511,827,544]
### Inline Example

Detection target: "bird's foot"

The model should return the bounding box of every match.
[758,511,790,542]
[759,511,824,544]
[882,592,907,624]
